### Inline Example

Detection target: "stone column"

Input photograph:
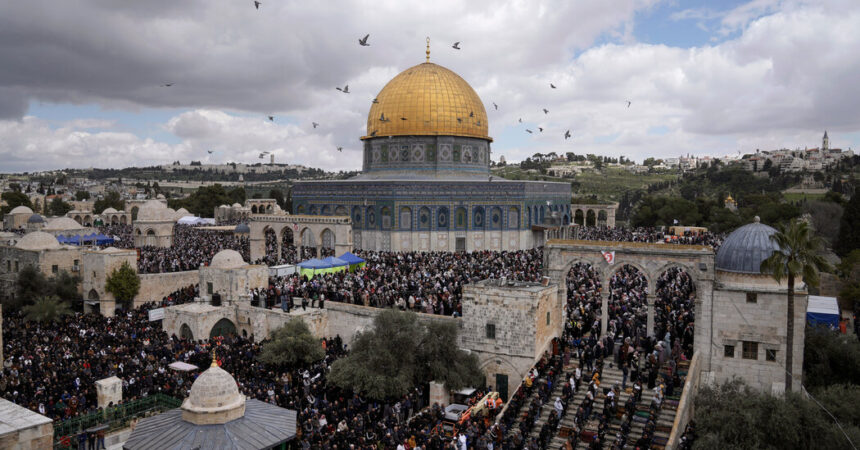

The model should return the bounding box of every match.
[95,376,122,408]
[600,292,609,337]
[646,296,654,338]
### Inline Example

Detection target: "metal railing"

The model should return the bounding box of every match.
[53,393,181,449]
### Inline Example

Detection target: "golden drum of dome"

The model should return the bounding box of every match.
[362,62,491,141]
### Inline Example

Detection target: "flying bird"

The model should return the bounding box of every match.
[469,111,474,117]
[626,100,631,108]
[359,34,370,46]
[312,122,319,128]
[400,117,407,121]
[254,1,261,9]
[337,147,343,152]
[452,41,461,50]
[336,85,350,93]
[550,83,556,89]
[456,117,462,123]
[538,127,543,132]
[543,108,549,114]
[372,98,379,103]
[161,83,173,87]
[207,150,214,154]
[370,130,377,136]
[564,130,571,140]
[525,129,533,134]
[493,102,498,110]
[268,116,274,121]
[518,118,522,123]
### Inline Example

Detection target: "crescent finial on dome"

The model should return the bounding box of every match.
[426,36,430,62]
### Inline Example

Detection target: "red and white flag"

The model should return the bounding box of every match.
[601,251,616,265]
[292,223,298,231]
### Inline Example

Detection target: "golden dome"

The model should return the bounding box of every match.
[363,62,491,141]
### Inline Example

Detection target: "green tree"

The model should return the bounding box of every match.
[48,197,72,216]
[51,270,81,302]
[93,191,125,214]
[329,310,481,400]
[105,261,140,310]
[417,321,483,389]
[760,218,830,392]
[22,296,72,323]
[258,319,325,367]
[269,189,286,210]
[74,190,90,201]
[13,266,50,310]
[693,379,860,450]
[836,191,860,256]
[804,327,860,389]
[0,191,32,215]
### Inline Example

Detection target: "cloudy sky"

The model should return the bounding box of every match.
[1,0,858,173]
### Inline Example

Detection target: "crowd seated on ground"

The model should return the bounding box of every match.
[256,249,544,316]
[575,225,725,249]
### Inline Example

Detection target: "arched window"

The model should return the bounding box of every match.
[437,206,449,229]
[418,207,431,230]
[508,206,520,229]
[380,207,392,229]
[399,207,412,230]
[473,206,485,229]
[455,207,467,230]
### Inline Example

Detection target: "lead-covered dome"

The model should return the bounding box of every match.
[43,217,84,231]
[9,205,34,215]
[27,214,44,224]
[15,231,61,250]
[233,223,250,234]
[210,249,247,269]
[363,62,490,141]
[715,217,780,274]
[181,363,245,425]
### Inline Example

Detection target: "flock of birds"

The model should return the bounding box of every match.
[158,1,636,158]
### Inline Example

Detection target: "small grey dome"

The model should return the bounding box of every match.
[233,223,250,234]
[27,214,44,223]
[715,217,780,274]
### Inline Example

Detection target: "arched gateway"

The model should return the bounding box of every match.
[544,239,714,348]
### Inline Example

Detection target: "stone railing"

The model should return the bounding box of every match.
[667,352,702,449]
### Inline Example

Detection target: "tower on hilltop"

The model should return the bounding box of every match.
[823,130,829,151]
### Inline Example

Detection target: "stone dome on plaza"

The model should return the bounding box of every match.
[210,249,247,269]
[363,60,490,141]
[181,362,246,425]
[15,231,61,251]
[9,205,33,215]
[715,217,781,274]
[137,200,174,221]
[43,217,84,231]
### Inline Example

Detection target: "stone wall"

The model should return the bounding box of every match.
[324,301,458,345]
[0,246,82,302]
[81,248,137,316]
[199,265,268,304]
[666,352,702,450]
[137,271,198,307]
[709,271,807,393]
[0,398,53,450]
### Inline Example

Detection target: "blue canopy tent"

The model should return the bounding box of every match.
[322,256,349,267]
[338,252,366,271]
[807,296,840,329]
[94,233,114,246]
[297,258,332,278]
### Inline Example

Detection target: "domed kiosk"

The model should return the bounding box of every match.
[123,356,296,449]
[3,205,35,230]
[292,41,570,253]
[708,216,807,393]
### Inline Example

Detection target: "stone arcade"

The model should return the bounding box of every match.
[544,217,807,394]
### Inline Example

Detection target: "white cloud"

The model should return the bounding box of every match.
[0,0,858,171]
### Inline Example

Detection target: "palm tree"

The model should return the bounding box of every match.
[22,296,72,323]
[760,218,830,392]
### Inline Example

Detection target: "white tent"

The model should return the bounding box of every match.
[168,361,199,372]
[806,295,840,329]
[177,216,215,225]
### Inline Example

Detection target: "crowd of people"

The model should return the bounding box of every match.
[137,226,249,274]
[575,226,724,249]
[256,249,544,316]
